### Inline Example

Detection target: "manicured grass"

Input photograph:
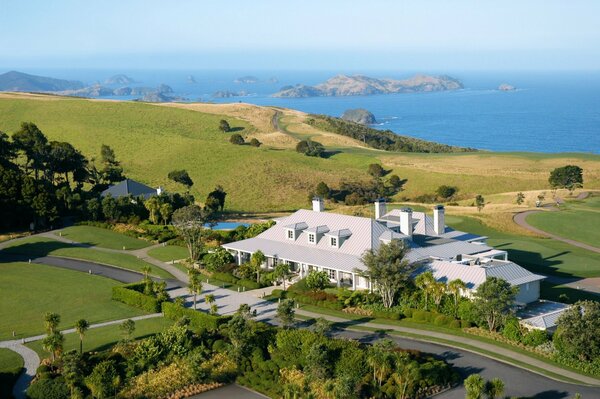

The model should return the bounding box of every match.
[0,95,598,212]
[147,245,189,262]
[57,225,150,250]
[26,316,173,359]
[445,214,600,279]
[0,262,145,340]
[526,195,600,248]
[1,237,173,279]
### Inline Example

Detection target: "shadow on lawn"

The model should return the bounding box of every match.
[0,239,96,261]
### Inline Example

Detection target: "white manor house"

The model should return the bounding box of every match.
[223,198,547,306]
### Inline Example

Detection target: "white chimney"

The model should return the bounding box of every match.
[433,205,445,235]
[312,197,324,212]
[374,198,386,219]
[156,186,163,195]
[399,207,413,238]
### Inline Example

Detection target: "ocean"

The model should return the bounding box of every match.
[18,69,600,153]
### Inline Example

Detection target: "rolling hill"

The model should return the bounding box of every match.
[0,70,84,92]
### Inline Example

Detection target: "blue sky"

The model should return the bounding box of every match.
[1,0,599,70]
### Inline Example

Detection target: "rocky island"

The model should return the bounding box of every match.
[234,75,259,84]
[273,74,463,97]
[341,108,377,125]
[104,74,136,85]
[498,83,516,91]
[212,90,249,98]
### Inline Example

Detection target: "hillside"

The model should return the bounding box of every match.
[0,70,84,92]
[273,74,463,97]
[0,92,599,213]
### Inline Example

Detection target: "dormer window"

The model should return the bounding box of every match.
[308,233,316,244]
[287,230,294,240]
[330,237,338,247]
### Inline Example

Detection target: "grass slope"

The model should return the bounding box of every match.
[57,225,150,250]
[26,317,173,359]
[0,262,145,340]
[147,245,189,262]
[1,94,599,212]
[526,195,600,247]
[2,237,173,279]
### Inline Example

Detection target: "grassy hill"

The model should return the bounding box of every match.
[1,92,599,213]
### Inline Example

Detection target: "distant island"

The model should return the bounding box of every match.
[234,75,259,84]
[212,90,249,98]
[104,74,136,85]
[341,108,376,125]
[272,74,463,97]
[0,70,83,92]
[498,83,516,91]
[187,75,197,84]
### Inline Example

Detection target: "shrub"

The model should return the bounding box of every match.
[249,138,262,147]
[449,320,461,329]
[460,320,472,328]
[296,139,325,157]
[162,302,221,332]
[211,272,239,284]
[112,285,161,312]
[522,329,548,347]
[270,289,285,299]
[219,119,231,132]
[373,309,403,320]
[305,271,330,291]
[434,315,454,327]
[27,377,70,399]
[412,310,434,322]
[238,279,262,290]
[502,318,523,343]
[436,185,458,199]
[229,134,244,145]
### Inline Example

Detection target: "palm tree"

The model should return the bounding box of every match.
[431,280,447,309]
[188,269,203,308]
[42,331,64,361]
[75,319,89,354]
[44,312,61,334]
[448,279,467,316]
[464,374,486,399]
[210,303,218,315]
[415,272,435,310]
[274,262,291,290]
[251,250,266,283]
[141,265,152,281]
[205,294,216,314]
[485,378,505,399]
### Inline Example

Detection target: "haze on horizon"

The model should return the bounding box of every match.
[1,0,600,71]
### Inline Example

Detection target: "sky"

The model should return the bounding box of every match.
[1,0,599,70]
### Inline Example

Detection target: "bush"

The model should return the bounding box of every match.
[449,320,461,329]
[27,377,70,399]
[296,139,325,157]
[522,329,548,347]
[112,284,161,312]
[460,320,472,328]
[238,279,262,290]
[502,318,523,343]
[162,302,221,332]
[373,309,403,320]
[211,272,239,284]
[434,315,454,327]
[412,310,434,322]
[230,134,245,145]
[270,289,285,299]
[249,138,262,147]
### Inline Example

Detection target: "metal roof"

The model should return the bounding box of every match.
[284,222,308,230]
[305,225,330,234]
[101,179,157,199]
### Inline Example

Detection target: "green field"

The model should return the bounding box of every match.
[2,237,173,279]
[1,95,599,212]
[26,316,173,358]
[0,262,145,340]
[526,195,600,248]
[57,225,150,250]
[147,245,189,262]
[446,215,600,280]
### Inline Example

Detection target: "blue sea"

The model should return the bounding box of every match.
[19,69,600,153]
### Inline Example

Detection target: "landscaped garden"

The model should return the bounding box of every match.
[0,262,146,340]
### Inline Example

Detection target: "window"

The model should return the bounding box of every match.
[287,230,294,240]
[326,268,336,279]
[308,233,315,243]
[330,237,337,247]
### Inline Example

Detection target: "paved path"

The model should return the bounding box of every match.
[190,384,269,398]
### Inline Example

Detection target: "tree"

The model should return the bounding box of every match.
[415,271,436,310]
[305,342,330,380]
[230,133,245,145]
[172,205,212,262]
[219,119,231,132]
[516,192,525,205]
[205,294,217,314]
[0,131,16,166]
[168,169,194,188]
[159,202,173,225]
[144,196,161,224]
[485,377,505,399]
[359,240,415,308]
[249,138,262,147]
[464,374,486,399]
[549,165,583,193]
[74,319,89,354]
[277,299,296,328]
[42,331,64,361]
[226,312,253,360]
[389,174,402,189]
[313,317,332,335]
[98,144,124,185]
[188,269,203,308]
[205,185,227,212]
[447,278,467,316]
[473,277,518,331]
[305,270,330,291]
[85,360,121,399]
[44,312,61,334]
[250,250,266,283]
[12,122,48,180]
[47,141,87,184]
[431,280,447,309]
[119,319,135,341]
[368,163,385,178]
[367,339,395,387]
[475,194,485,212]
[203,247,235,272]
[274,262,292,289]
[554,300,600,361]
[315,181,330,198]
[296,139,325,157]
[436,185,458,199]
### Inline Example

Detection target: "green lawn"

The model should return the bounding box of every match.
[57,225,150,250]
[26,316,173,359]
[147,245,189,262]
[1,237,173,279]
[446,215,600,279]
[0,262,146,340]
[526,195,600,248]
[0,348,23,398]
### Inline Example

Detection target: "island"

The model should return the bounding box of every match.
[498,83,516,91]
[187,75,197,84]
[341,108,377,125]
[234,75,259,84]
[104,74,136,85]
[212,90,248,98]
[0,70,84,92]
[272,74,463,97]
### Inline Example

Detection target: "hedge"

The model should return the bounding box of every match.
[112,285,161,312]
[161,302,222,332]
[238,279,262,290]
[211,272,240,284]
[373,309,403,320]
[286,292,343,310]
